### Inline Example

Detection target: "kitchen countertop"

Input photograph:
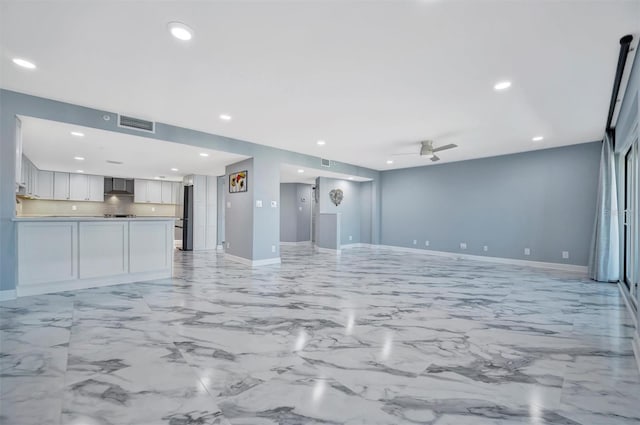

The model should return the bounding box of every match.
[13,216,179,222]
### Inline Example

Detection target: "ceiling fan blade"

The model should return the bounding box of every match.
[432,144,458,153]
[430,154,440,162]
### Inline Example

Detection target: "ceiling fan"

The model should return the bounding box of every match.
[394,140,458,162]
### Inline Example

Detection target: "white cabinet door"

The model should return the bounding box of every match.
[69,173,88,201]
[53,172,70,200]
[88,175,104,202]
[134,179,148,203]
[37,170,54,200]
[29,163,38,198]
[172,182,181,205]
[161,181,173,204]
[147,180,162,203]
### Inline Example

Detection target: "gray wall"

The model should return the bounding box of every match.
[318,177,364,245]
[380,142,601,266]
[280,184,297,242]
[360,181,373,244]
[225,159,254,259]
[317,213,340,250]
[280,183,313,243]
[251,156,280,261]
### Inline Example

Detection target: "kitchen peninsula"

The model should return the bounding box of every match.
[14,216,175,296]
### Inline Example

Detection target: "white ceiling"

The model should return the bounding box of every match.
[2,1,639,171]
[20,116,247,180]
[280,163,372,185]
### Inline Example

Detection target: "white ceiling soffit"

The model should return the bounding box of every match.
[2,1,639,171]
[280,163,372,185]
[20,116,248,180]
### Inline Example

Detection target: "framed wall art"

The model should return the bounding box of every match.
[229,170,248,193]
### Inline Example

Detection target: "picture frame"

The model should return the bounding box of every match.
[229,170,248,193]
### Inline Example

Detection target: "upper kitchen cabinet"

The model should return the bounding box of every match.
[37,171,54,200]
[53,172,70,200]
[135,179,178,204]
[134,179,161,203]
[69,173,104,202]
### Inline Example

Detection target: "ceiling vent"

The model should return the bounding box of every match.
[118,114,155,133]
[321,158,331,168]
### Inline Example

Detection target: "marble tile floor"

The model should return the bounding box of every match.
[1,245,639,425]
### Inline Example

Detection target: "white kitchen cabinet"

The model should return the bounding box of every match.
[161,181,173,204]
[134,179,147,203]
[173,182,182,204]
[88,175,104,201]
[69,173,104,202]
[37,170,54,200]
[134,179,171,204]
[147,180,162,203]
[54,172,70,200]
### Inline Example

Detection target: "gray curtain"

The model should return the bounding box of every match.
[588,133,620,282]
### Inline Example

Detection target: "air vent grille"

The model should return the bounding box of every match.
[118,115,155,133]
[321,158,331,167]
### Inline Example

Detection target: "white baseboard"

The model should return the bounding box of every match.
[16,270,172,297]
[314,245,341,255]
[375,245,588,273]
[280,241,312,246]
[0,289,17,302]
[224,253,281,267]
[340,243,371,249]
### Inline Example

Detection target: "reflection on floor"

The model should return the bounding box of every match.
[1,245,639,425]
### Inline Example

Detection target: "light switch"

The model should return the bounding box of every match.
[226,201,231,208]
[299,206,303,211]
[256,200,263,208]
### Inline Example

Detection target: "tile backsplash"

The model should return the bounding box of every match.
[17,195,178,217]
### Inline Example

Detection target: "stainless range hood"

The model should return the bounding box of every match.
[104,178,134,195]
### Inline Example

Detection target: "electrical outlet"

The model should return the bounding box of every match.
[460,242,467,250]
[349,235,353,241]
[562,251,569,259]
[71,205,77,211]
[483,245,488,252]
[271,201,278,208]
[151,207,156,212]
[299,206,302,211]
[413,239,417,245]
[524,248,531,256]
[425,240,430,247]
[271,245,276,253]
[256,200,263,208]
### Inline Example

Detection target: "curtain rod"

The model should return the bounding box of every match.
[606,34,633,131]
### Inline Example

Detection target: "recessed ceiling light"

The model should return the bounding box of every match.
[74,156,85,161]
[70,131,84,137]
[348,177,354,180]
[219,114,232,121]
[493,80,512,91]
[386,160,394,165]
[168,22,193,41]
[76,170,84,173]
[532,136,544,142]
[199,153,209,157]
[297,169,305,173]
[317,140,326,146]
[171,168,179,171]
[12,58,36,69]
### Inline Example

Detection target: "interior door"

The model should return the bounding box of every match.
[624,143,637,303]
